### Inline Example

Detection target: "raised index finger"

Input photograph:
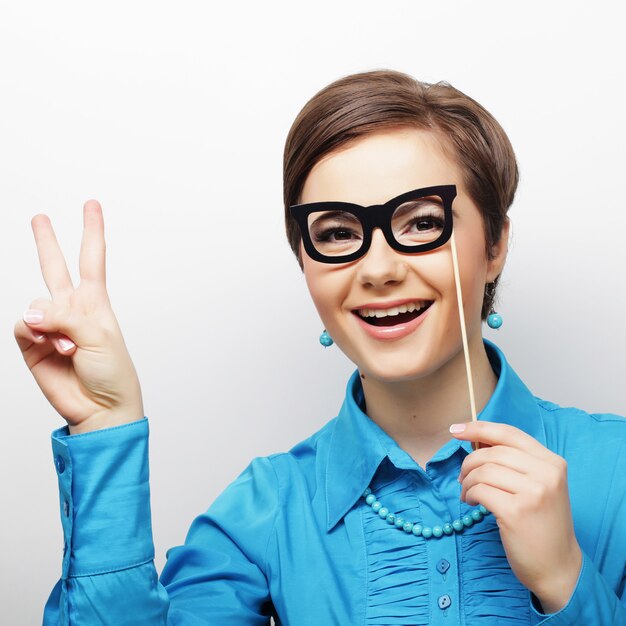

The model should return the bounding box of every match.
[79,199,106,285]
[31,213,74,300]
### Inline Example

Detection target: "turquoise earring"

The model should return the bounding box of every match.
[485,282,503,329]
[319,329,334,347]
[487,311,503,329]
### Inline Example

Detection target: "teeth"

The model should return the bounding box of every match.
[357,300,428,318]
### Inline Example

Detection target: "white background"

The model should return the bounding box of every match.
[1,1,625,623]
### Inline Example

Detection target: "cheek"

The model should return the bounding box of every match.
[303,268,327,316]
[456,235,490,313]
[407,252,455,297]
[301,247,347,321]
[411,236,487,316]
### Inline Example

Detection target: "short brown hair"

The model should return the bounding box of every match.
[282,69,519,319]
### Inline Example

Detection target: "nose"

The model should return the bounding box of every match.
[356,228,408,288]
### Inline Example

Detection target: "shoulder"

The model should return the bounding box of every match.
[533,395,626,462]
[266,416,337,489]
[534,395,626,429]
[189,422,336,572]
[224,416,338,499]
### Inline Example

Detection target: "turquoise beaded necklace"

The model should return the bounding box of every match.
[363,487,490,539]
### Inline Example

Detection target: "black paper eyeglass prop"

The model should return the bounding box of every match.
[289,184,456,264]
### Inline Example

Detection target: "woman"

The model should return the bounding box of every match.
[16,69,625,624]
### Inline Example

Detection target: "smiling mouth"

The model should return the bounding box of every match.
[353,301,434,326]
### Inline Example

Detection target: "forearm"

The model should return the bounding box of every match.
[47,417,170,625]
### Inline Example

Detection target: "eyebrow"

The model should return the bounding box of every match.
[292,186,458,214]
[309,210,361,223]
[300,190,451,209]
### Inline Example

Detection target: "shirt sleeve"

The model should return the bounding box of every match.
[43,418,278,625]
[528,550,626,625]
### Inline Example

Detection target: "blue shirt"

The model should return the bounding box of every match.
[44,339,626,625]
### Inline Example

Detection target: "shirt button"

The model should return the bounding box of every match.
[436,558,451,574]
[438,594,452,610]
[55,454,65,474]
[63,500,70,517]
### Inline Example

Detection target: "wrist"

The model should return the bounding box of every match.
[533,546,583,614]
[68,406,144,435]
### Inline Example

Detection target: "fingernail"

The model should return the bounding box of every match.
[449,423,466,433]
[58,338,75,352]
[34,333,46,341]
[24,309,44,324]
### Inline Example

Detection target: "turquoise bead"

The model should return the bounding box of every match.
[452,519,463,532]
[394,517,405,529]
[403,522,414,533]
[372,501,382,513]
[319,330,334,346]
[378,507,389,519]
[365,494,376,506]
[422,527,433,538]
[443,523,453,535]
[363,488,372,497]
[432,525,443,538]
[478,504,489,515]
[462,514,473,527]
[386,513,396,525]
[487,313,503,329]
[412,524,423,536]
[471,509,483,521]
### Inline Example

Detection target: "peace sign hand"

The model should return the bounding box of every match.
[14,200,144,435]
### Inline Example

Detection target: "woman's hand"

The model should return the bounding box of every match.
[450,421,582,614]
[14,200,144,435]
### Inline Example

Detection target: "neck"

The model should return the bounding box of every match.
[360,335,497,468]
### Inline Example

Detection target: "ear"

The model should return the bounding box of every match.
[486,217,510,282]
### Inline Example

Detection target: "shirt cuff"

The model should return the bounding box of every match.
[51,417,154,578]
[529,549,625,624]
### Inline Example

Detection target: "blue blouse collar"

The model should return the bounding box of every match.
[325,339,547,531]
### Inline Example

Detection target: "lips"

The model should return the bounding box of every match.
[351,301,434,341]
[353,301,434,326]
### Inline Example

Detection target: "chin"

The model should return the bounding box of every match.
[352,348,455,384]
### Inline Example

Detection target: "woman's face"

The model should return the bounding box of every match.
[299,127,508,383]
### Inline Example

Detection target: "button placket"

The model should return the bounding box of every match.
[421,456,461,625]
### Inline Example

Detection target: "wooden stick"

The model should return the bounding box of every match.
[450,230,479,451]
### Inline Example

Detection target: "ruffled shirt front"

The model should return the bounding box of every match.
[44,339,626,625]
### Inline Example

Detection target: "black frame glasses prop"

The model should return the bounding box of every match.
[289,184,457,264]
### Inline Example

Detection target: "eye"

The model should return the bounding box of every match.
[306,209,364,257]
[314,226,360,242]
[308,210,363,245]
[392,198,446,245]
[408,214,445,232]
